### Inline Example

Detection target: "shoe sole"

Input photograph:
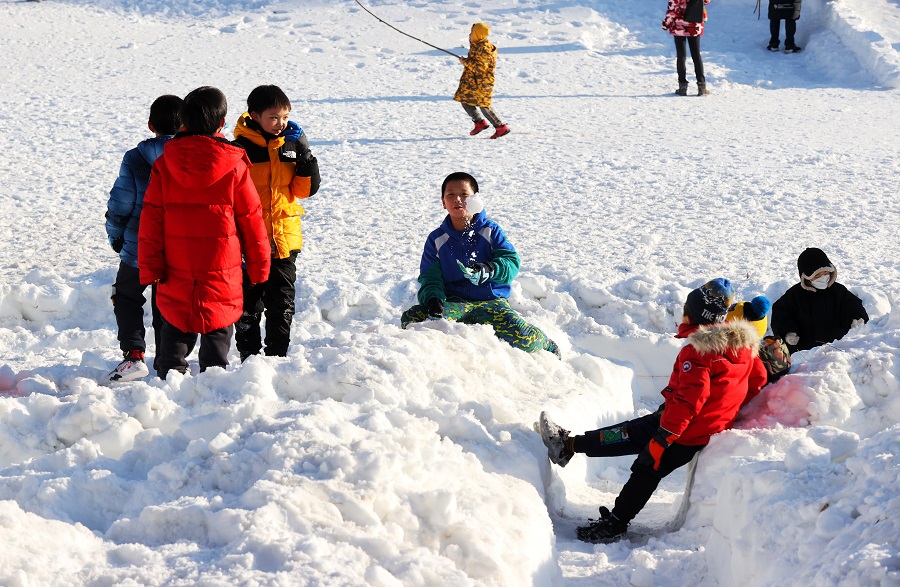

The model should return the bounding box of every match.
[538,411,572,467]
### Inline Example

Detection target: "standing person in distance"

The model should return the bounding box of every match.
[104,94,183,383]
[662,0,711,96]
[231,85,320,360]
[138,86,271,379]
[771,247,868,355]
[767,0,802,53]
[455,22,510,139]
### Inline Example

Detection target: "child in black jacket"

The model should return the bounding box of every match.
[771,248,868,354]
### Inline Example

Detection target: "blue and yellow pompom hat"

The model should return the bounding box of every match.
[726,295,771,337]
[685,278,735,325]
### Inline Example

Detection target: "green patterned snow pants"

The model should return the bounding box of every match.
[401,297,558,355]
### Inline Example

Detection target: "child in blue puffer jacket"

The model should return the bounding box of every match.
[401,172,558,356]
[103,94,182,383]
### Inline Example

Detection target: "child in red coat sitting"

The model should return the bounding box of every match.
[539,278,767,543]
[138,86,270,379]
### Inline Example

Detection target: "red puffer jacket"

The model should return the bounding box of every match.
[138,134,270,333]
[659,321,767,445]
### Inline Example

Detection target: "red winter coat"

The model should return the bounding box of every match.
[659,321,767,445]
[138,134,270,334]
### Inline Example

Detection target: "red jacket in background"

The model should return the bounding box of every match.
[138,134,270,334]
[660,321,767,445]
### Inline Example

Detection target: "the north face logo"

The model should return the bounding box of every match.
[283,150,297,159]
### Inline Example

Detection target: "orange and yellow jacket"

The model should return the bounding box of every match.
[454,25,497,108]
[233,113,320,259]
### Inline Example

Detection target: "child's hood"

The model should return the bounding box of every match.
[233,112,281,148]
[688,320,760,362]
[136,135,170,166]
[471,22,490,42]
[162,135,250,189]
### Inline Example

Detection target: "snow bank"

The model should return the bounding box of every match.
[807,0,900,88]
[0,320,634,584]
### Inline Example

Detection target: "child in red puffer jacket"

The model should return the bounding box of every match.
[138,86,270,379]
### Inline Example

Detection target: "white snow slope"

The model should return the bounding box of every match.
[0,0,898,585]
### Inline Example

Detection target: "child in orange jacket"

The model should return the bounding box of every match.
[231,85,320,360]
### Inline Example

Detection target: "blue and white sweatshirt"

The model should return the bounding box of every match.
[417,211,520,304]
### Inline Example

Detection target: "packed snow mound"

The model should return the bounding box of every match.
[1,0,899,584]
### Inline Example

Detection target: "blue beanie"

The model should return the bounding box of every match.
[744,295,771,322]
[685,278,735,325]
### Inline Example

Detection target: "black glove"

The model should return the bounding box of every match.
[426,298,444,320]
[110,237,124,253]
[634,427,679,472]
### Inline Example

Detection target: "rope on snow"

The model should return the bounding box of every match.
[353,0,462,58]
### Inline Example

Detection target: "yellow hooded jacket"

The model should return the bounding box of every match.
[454,23,497,108]
[233,113,313,259]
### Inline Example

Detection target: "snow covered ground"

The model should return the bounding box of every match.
[0,0,898,584]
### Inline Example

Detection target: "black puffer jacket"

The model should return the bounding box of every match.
[771,248,868,353]
[769,0,801,20]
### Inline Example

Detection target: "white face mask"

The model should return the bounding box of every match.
[811,275,831,290]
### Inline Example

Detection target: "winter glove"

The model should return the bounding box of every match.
[282,121,302,143]
[851,318,865,329]
[634,427,679,471]
[457,260,494,285]
[426,298,444,320]
[785,332,800,346]
[109,236,124,253]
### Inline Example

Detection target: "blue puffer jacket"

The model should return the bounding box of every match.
[417,211,520,304]
[105,135,172,267]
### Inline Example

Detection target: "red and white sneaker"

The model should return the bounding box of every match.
[489,125,510,139]
[469,119,490,135]
[106,350,149,383]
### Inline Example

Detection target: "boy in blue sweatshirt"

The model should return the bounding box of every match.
[104,94,183,382]
[401,172,557,356]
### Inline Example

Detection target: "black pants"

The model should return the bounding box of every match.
[769,19,797,47]
[573,411,705,524]
[462,104,504,128]
[674,36,705,84]
[111,262,161,355]
[236,253,297,359]
[156,316,233,379]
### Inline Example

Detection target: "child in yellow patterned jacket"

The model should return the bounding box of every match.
[454,23,510,139]
[232,84,321,360]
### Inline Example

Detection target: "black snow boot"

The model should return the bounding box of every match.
[697,81,710,96]
[577,507,628,544]
[675,82,689,96]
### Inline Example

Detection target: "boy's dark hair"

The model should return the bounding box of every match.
[180,86,227,135]
[246,85,292,115]
[149,95,184,135]
[441,172,479,198]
